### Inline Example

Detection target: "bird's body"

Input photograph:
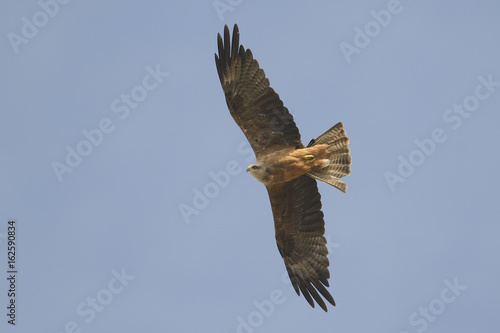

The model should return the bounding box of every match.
[247,144,331,186]
[215,24,351,311]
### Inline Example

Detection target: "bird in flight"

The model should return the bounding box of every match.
[215,24,351,311]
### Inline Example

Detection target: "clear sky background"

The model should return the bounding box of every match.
[1,1,499,332]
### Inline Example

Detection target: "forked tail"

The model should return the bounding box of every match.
[306,122,351,192]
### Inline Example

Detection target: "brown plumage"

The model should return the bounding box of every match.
[215,24,351,311]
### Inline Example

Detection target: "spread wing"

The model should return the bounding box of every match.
[215,24,302,158]
[267,175,335,311]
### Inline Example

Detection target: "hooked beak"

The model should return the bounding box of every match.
[246,166,251,172]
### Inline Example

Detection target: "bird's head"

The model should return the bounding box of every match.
[246,162,268,184]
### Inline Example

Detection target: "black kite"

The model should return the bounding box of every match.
[215,24,351,311]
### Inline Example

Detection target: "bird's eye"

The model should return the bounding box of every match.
[251,165,259,170]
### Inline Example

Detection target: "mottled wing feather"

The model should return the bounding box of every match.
[266,175,335,311]
[215,24,302,157]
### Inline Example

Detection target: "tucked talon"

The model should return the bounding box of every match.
[302,154,315,164]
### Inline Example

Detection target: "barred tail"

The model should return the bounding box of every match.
[306,122,351,192]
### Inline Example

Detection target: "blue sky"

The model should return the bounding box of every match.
[1,1,499,332]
